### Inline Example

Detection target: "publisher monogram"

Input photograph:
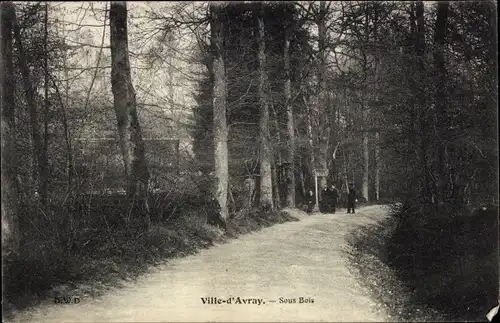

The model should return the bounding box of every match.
[54,296,81,304]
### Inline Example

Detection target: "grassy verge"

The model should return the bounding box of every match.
[346,214,448,322]
[388,203,498,321]
[346,203,499,322]
[2,204,299,319]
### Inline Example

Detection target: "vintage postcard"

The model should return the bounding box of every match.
[2,1,498,322]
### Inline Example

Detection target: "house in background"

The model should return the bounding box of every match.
[74,104,182,195]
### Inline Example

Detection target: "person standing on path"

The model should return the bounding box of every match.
[320,186,330,213]
[329,184,339,214]
[347,184,357,214]
[305,190,315,214]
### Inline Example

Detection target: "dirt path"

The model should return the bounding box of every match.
[11,205,391,322]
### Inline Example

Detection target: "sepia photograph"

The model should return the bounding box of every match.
[1,1,498,322]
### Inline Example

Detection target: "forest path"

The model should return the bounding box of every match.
[12,205,391,322]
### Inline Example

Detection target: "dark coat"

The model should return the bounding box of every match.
[321,188,330,202]
[305,191,315,203]
[305,191,315,213]
[329,188,339,203]
[347,188,356,203]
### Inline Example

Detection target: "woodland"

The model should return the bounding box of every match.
[1,1,498,318]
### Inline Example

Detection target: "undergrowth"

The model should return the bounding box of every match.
[347,202,498,322]
[2,195,298,318]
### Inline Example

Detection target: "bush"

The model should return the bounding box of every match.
[226,208,298,237]
[387,202,499,321]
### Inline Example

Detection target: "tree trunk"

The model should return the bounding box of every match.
[433,1,449,202]
[271,164,280,209]
[298,156,306,198]
[283,25,296,207]
[210,2,229,222]
[343,150,350,195]
[12,2,46,204]
[111,2,132,187]
[41,1,50,207]
[270,97,281,209]
[413,1,432,202]
[57,15,74,191]
[374,132,380,201]
[373,5,381,201]
[51,74,73,192]
[328,92,339,185]
[487,1,498,205]
[317,0,329,189]
[361,6,369,203]
[110,1,149,220]
[362,133,369,202]
[302,87,315,187]
[257,3,273,210]
[1,1,20,256]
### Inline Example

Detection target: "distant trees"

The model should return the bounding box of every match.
[1,1,169,243]
[192,2,314,212]
[135,0,498,218]
[1,0,494,215]
[191,1,495,211]
[0,2,77,207]
[378,1,497,206]
[1,0,485,226]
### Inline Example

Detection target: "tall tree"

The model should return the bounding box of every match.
[210,2,229,222]
[109,1,149,205]
[1,1,20,256]
[373,4,381,201]
[258,2,273,210]
[361,2,370,202]
[432,1,449,203]
[270,98,281,208]
[316,1,329,190]
[487,1,498,204]
[302,70,316,192]
[60,16,73,191]
[12,1,47,204]
[283,5,295,207]
[414,1,431,202]
[40,1,50,207]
